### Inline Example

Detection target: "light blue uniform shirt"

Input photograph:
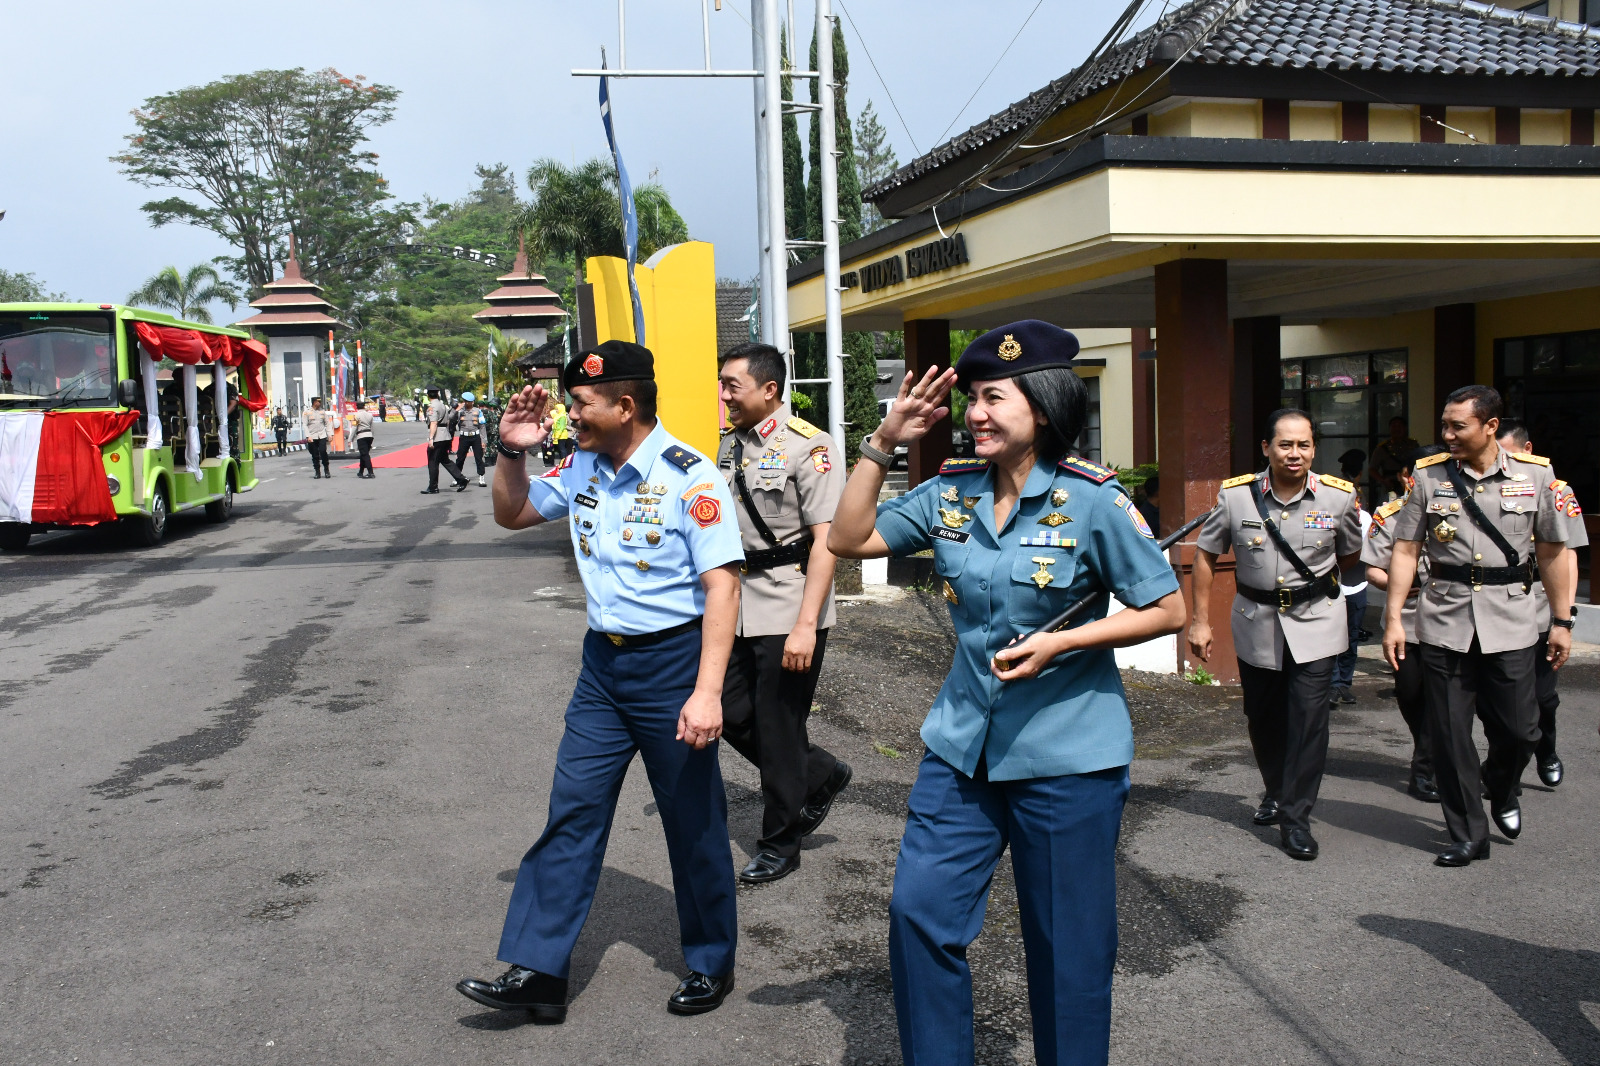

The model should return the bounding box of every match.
[876,456,1179,781]
[528,421,744,635]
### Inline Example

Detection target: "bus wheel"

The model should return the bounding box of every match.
[0,523,31,551]
[129,485,169,547]
[206,473,235,523]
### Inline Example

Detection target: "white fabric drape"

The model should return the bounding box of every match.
[182,365,201,480]
[212,364,230,461]
[0,412,44,523]
[140,345,163,449]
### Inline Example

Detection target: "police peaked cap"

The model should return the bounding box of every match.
[564,339,655,392]
[954,320,1081,390]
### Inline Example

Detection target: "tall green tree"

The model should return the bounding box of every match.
[392,164,534,309]
[114,68,407,302]
[126,264,240,323]
[633,183,691,259]
[781,28,807,246]
[0,269,65,303]
[512,158,625,285]
[807,20,863,252]
[854,100,900,234]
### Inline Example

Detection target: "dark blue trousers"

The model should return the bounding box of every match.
[889,752,1128,1066]
[497,628,737,979]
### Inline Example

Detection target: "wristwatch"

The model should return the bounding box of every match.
[496,442,525,460]
[1551,617,1575,630]
[858,437,894,467]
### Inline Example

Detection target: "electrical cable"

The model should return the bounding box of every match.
[835,0,923,155]
[933,0,1049,147]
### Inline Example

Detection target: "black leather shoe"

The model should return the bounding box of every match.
[456,965,568,1023]
[456,479,470,492]
[1491,795,1522,839]
[1407,774,1441,803]
[420,488,440,494]
[1281,826,1319,860]
[667,971,733,1015]
[1538,756,1563,788]
[738,850,798,885]
[1338,686,1358,704]
[1252,797,1281,826]
[797,761,853,837]
[1434,839,1490,867]
[312,472,321,479]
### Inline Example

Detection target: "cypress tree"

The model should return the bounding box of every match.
[781,28,806,247]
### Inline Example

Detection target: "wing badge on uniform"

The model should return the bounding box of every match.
[939,508,973,529]
[942,580,959,606]
[1038,512,1070,527]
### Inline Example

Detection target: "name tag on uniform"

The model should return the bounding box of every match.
[1433,485,1457,498]
[930,526,970,543]
[1304,511,1335,529]
[574,493,599,509]
[1241,519,1263,528]
[1501,483,1536,497]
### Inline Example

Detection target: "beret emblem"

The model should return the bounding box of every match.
[997,334,1022,361]
[582,353,604,377]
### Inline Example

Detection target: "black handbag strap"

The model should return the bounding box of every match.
[730,437,780,547]
[1249,478,1319,585]
[1446,459,1520,568]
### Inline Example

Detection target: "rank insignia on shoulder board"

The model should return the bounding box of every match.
[786,415,820,438]
[662,446,701,472]
[1059,456,1115,483]
[939,458,990,475]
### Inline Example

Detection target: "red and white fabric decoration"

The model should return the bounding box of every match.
[0,411,139,525]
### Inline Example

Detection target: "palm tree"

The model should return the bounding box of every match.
[634,183,690,259]
[127,264,241,324]
[511,159,624,285]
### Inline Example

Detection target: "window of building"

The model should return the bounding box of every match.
[1497,328,1600,518]
[1076,374,1103,464]
[1280,349,1408,506]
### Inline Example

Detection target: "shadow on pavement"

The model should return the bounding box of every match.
[1359,915,1600,1064]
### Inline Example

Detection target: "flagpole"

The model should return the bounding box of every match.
[486,338,496,404]
[600,50,647,345]
[356,338,366,402]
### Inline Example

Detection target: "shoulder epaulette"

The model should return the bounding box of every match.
[1058,455,1115,484]
[1415,452,1450,469]
[661,445,701,472]
[1512,451,1549,467]
[1221,473,1256,489]
[1376,498,1405,521]
[1320,474,1354,493]
[939,457,990,475]
[786,416,820,438]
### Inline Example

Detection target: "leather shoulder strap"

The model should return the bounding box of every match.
[730,438,779,547]
[1446,460,1520,568]
[1250,479,1317,584]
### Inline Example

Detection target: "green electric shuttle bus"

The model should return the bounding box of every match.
[0,304,262,550]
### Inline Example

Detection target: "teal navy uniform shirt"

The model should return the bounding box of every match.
[875,455,1179,781]
[528,421,744,635]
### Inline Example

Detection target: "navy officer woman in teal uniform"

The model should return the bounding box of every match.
[829,321,1187,1066]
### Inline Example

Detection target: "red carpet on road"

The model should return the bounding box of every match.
[343,441,432,469]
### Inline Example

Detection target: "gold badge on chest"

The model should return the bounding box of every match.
[942,580,959,606]
[939,508,973,529]
[940,485,960,503]
[1038,512,1070,527]
[1051,488,1069,506]
[1030,556,1057,588]
[1433,520,1457,544]
[962,496,980,510]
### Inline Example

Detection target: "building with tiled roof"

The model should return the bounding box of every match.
[473,235,567,348]
[789,0,1600,676]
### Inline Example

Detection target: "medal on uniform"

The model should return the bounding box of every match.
[1030,556,1057,589]
[636,559,650,572]
[622,528,633,541]
[940,485,959,503]
[962,496,980,510]
[652,483,667,495]
[1433,520,1456,544]
[646,530,661,545]
[939,507,972,529]
[1038,512,1070,527]
[588,475,599,484]
[579,533,591,555]
[942,579,959,606]
[1051,488,1069,506]
[637,481,650,493]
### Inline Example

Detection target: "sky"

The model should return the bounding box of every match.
[0,0,1159,319]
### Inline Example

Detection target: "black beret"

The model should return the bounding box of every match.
[563,339,655,392]
[954,320,1080,390]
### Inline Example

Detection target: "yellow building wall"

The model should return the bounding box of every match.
[1446,106,1494,145]
[1147,100,1192,137]
[1522,109,1568,146]
[1280,311,1437,439]
[1071,328,1135,468]
[1290,102,1339,140]
[1475,284,1600,383]
[585,241,721,457]
[1189,100,1260,138]
[1369,104,1419,142]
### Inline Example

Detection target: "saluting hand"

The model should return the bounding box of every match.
[499,385,553,452]
[876,366,959,448]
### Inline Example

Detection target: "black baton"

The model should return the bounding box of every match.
[993,508,1212,673]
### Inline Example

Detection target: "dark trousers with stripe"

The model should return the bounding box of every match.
[497,628,737,979]
[1238,648,1335,832]
[1419,639,1537,842]
[889,753,1127,1066]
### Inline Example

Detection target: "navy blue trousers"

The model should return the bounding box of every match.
[889,752,1128,1066]
[497,628,738,979]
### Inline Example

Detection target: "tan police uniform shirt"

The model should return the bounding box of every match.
[1362,498,1430,644]
[716,406,844,637]
[351,409,375,440]
[1391,448,1567,654]
[459,406,483,441]
[428,400,452,443]
[302,408,332,441]
[1196,470,1363,670]
[1533,477,1589,630]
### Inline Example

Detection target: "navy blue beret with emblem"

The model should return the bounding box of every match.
[563,339,655,392]
[954,319,1080,390]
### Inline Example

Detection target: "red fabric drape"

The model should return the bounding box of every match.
[235,339,269,412]
[32,411,140,525]
[134,322,212,365]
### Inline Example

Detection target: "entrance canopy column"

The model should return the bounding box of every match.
[1232,316,1282,476]
[903,318,953,488]
[1155,258,1239,680]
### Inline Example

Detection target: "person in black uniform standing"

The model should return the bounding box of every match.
[271,407,290,457]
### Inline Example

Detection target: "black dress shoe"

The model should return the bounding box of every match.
[312,472,322,479]
[1407,774,1441,803]
[420,488,440,494]
[739,850,798,885]
[1252,797,1281,826]
[1538,756,1563,788]
[1337,686,1358,704]
[667,971,733,1015]
[456,965,568,1023]
[1491,795,1522,839]
[456,479,470,492]
[797,760,853,837]
[1434,839,1490,867]
[1281,826,1319,860]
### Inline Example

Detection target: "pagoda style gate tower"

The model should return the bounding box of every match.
[237,240,345,418]
[473,236,567,349]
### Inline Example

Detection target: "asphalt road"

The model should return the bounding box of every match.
[3,422,1597,1065]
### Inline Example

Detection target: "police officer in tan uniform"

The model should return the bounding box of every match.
[1363,444,1447,803]
[714,342,851,884]
[350,403,376,478]
[302,396,332,479]
[1190,408,1363,861]
[1383,386,1574,867]
[1495,418,1588,789]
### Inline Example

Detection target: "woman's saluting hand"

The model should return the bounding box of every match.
[879,366,959,448]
